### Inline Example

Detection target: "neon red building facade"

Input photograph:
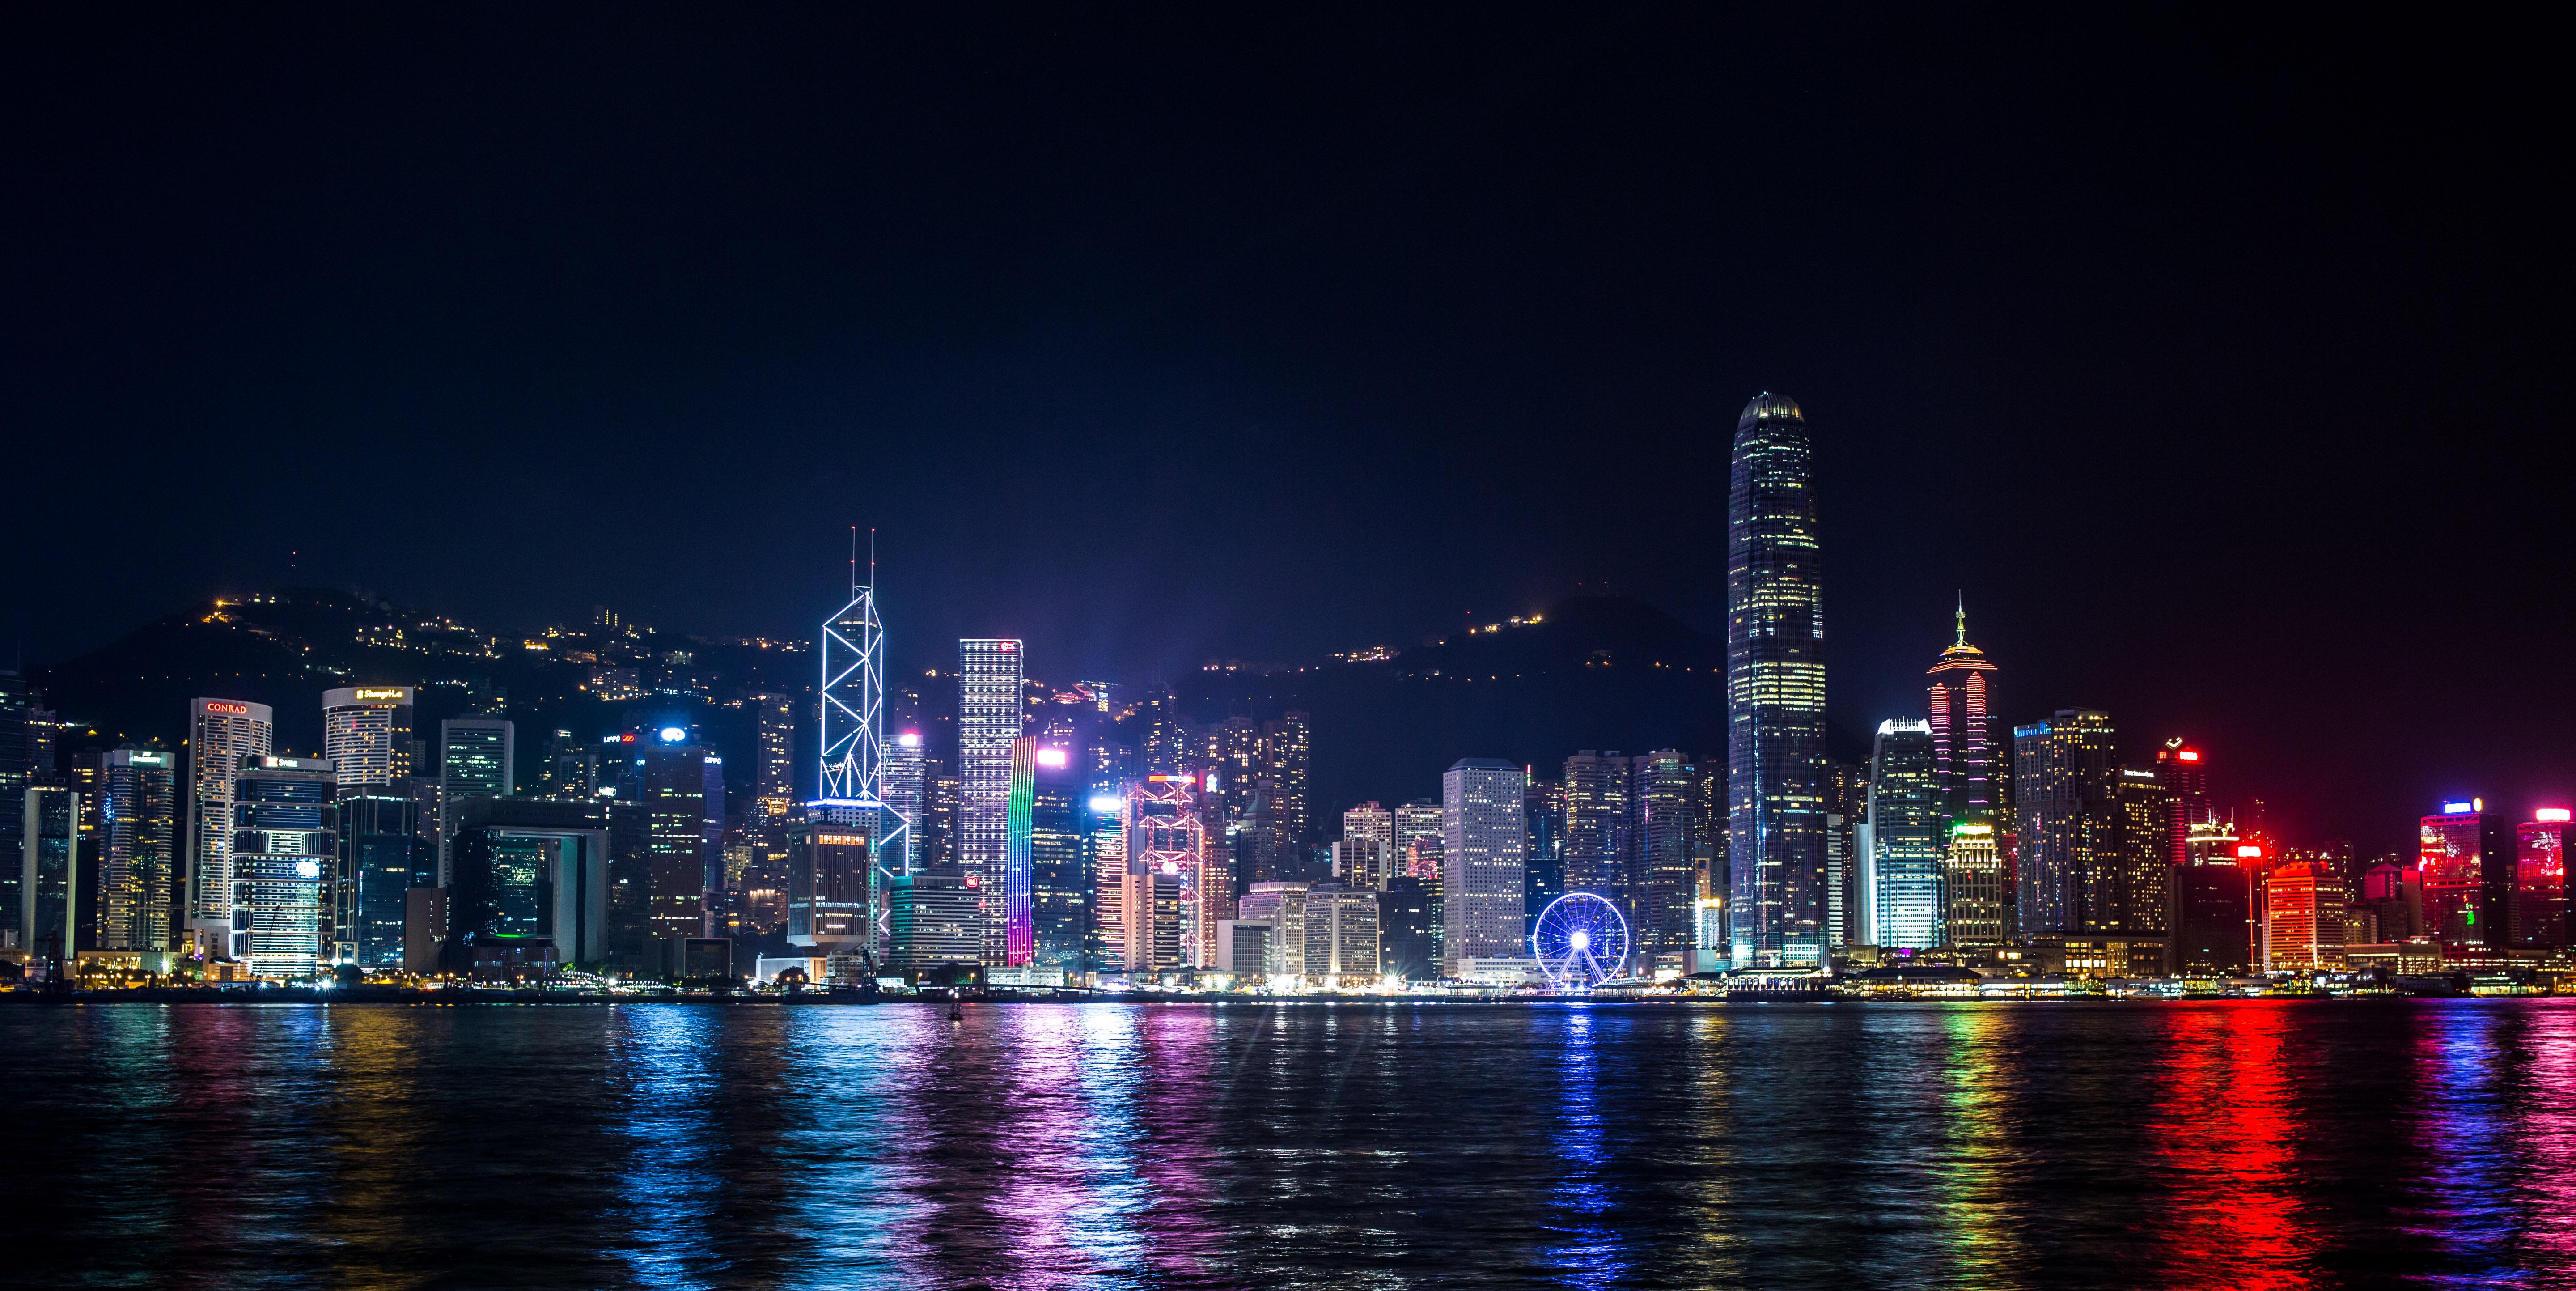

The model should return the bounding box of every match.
[2515,810,2572,948]
[1924,598,1998,826]
[2419,806,2488,947]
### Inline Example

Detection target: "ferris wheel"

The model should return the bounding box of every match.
[1530,892,1631,989]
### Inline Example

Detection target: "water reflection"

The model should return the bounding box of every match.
[25,1000,2576,1288]
[1931,1005,2018,1283]
[2148,1004,2317,1286]
[613,1005,728,1286]
[1542,1006,1623,1286]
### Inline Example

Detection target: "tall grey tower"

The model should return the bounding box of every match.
[1726,392,1828,968]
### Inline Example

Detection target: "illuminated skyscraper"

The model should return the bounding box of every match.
[1942,821,2006,946]
[2170,821,2253,975]
[1120,774,1215,972]
[2155,742,2210,866]
[96,746,177,952]
[185,696,274,956]
[1924,598,1997,825]
[1393,801,1443,883]
[2419,802,2501,948]
[1523,777,1564,936]
[1028,737,1089,969]
[785,817,873,957]
[745,691,796,841]
[231,756,338,978]
[1441,759,1527,977]
[1342,802,1394,890]
[2263,859,2346,971]
[1726,392,1828,968]
[1631,750,1697,958]
[1861,720,1941,949]
[635,726,717,942]
[2517,808,2572,948]
[1824,756,1866,947]
[1004,736,1036,966]
[0,669,34,942]
[438,717,515,881]
[338,788,425,967]
[818,560,904,948]
[958,639,1025,964]
[2111,769,2174,934]
[1559,752,1632,913]
[2011,709,2116,936]
[881,730,925,877]
[322,687,416,788]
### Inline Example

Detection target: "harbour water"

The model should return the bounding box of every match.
[12,998,2576,1288]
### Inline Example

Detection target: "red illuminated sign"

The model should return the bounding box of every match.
[2237,845,2264,859]
[202,701,249,716]
[2178,750,2200,762]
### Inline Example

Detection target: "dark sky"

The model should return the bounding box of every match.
[6,6,2569,854]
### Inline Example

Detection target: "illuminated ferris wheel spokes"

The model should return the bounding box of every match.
[1531,892,1631,989]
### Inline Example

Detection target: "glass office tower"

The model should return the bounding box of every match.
[1726,392,1827,968]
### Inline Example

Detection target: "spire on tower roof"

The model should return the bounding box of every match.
[1955,590,1967,649]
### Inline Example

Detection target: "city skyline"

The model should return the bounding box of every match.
[7,9,2571,865]
[9,11,2575,1287]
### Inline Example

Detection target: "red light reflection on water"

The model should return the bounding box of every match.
[2147,1003,2316,1287]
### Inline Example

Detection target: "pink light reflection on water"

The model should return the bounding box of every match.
[2515,1005,2576,1269]
[983,1003,1159,1290]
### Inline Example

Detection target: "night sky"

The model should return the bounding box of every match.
[6,7,2568,853]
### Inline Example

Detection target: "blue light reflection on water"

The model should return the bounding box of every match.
[18,1000,2576,1288]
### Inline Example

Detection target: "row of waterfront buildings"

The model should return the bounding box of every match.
[5,393,2562,989]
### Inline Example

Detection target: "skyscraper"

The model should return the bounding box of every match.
[2419,802,2505,948]
[1120,774,1214,972]
[96,746,176,952]
[1943,821,2007,947]
[2011,709,2117,936]
[2155,742,2210,867]
[1630,750,1696,959]
[1861,720,1941,950]
[322,686,416,789]
[1726,392,1828,968]
[338,788,425,968]
[1028,737,1089,970]
[1559,751,1632,913]
[0,669,34,943]
[2110,768,2174,934]
[1924,599,1998,825]
[186,696,274,957]
[438,717,515,882]
[1523,776,1564,935]
[1393,801,1443,886]
[2517,808,2572,948]
[231,756,338,978]
[958,639,1025,963]
[636,727,717,943]
[745,691,796,841]
[2263,859,2347,972]
[1342,802,1394,890]
[1441,759,1526,977]
[1003,736,1036,966]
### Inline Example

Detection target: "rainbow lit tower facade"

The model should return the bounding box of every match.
[1925,595,1998,827]
[1726,392,1828,968]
